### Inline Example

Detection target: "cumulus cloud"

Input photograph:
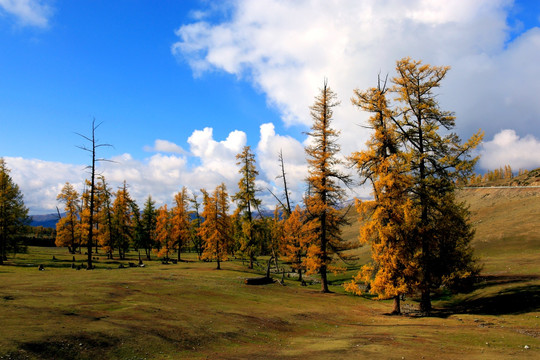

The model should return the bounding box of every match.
[143,139,186,154]
[172,0,540,160]
[5,157,84,214]
[479,129,540,170]
[5,126,276,214]
[187,127,246,183]
[11,126,540,215]
[6,121,380,214]
[255,122,308,207]
[0,0,52,28]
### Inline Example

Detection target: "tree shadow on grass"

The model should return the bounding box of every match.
[2,333,121,360]
[436,275,540,317]
[474,274,540,290]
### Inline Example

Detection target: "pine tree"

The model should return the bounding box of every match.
[0,158,29,264]
[129,200,144,261]
[392,57,483,312]
[233,145,262,269]
[55,182,81,254]
[304,79,352,293]
[140,196,157,260]
[189,194,203,259]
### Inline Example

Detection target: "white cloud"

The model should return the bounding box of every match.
[6,121,383,214]
[6,125,291,214]
[4,157,84,214]
[256,122,308,207]
[257,123,305,179]
[143,139,186,154]
[0,0,52,28]
[479,129,540,170]
[187,127,246,181]
[172,0,540,164]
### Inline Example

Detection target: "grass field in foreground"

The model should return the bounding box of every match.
[0,246,538,359]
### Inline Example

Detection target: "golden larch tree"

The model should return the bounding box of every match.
[304,79,352,293]
[155,204,173,259]
[55,182,81,254]
[112,181,134,259]
[199,184,232,270]
[346,80,418,314]
[392,57,483,312]
[171,186,191,261]
[280,205,311,282]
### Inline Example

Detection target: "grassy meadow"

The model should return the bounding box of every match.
[1,187,539,359]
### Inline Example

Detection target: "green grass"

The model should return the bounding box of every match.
[1,246,539,359]
[1,187,539,359]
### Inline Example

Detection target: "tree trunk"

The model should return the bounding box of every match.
[216,256,221,270]
[87,160,94,270]
[391,295,401,315]
[320,211,329,293]
[320,264,329,292]
[420,289,432,313]
[266,256,273,278]
[0,235,4,265]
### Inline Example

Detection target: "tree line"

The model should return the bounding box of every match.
[467,165,530,185]
[2,57,485,314]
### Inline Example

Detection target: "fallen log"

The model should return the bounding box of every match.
[244,276,275,285]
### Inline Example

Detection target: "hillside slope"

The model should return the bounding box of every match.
[342,186,540,275]
[456,186,540,274]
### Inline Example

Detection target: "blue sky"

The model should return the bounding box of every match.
[1,0,540,214]
[0,0,293,163]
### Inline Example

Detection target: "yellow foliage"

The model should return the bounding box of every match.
[199,184,232,269]
[346,78,418,301]
[154,205,172,258]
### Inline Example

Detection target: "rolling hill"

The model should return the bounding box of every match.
[341,171,540,275]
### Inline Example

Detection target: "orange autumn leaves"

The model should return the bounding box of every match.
[346,58,481,313]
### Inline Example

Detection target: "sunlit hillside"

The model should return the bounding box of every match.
[456,186,540,274]
[341,174,540,275]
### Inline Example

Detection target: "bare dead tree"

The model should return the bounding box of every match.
[277,149,292,216]
[76,119,113,270]
[267,149,293,217]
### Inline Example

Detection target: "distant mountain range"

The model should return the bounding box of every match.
[28,200,356,229]
[30,213,62,228]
